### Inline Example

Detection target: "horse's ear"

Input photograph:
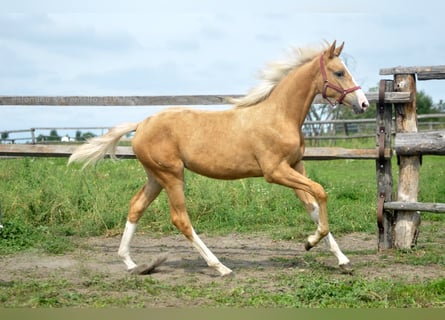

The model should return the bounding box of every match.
[334,41,345,57]
[328,40,337,58]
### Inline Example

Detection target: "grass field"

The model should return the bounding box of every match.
[0,157,380,252]
[0,154,444,307]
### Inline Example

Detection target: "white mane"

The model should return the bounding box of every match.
[232,42,329,108]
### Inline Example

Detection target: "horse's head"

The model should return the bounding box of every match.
[319,41,369,114]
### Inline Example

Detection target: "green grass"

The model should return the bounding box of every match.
[0,157,371,253]
[0,154,444,308]
[0,155,444,254]
[1,270,444,308]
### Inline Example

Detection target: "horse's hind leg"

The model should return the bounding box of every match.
[118,174,163,272]
[163,178,233,276]
[293,162,351,271]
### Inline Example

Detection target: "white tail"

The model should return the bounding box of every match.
[68,122,139,169]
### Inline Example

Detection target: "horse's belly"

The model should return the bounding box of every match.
[183,151,262,180]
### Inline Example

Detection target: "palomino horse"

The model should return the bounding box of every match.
[69,41,369,276]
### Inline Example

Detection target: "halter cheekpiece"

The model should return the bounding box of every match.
[319,54,361,106]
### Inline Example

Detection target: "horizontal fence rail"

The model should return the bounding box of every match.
[384,201,445,214]
[0,144,392,161]
[380,65,445,80]
[395,130,445,156]
[0,92,412,106]
[3,114,444,145]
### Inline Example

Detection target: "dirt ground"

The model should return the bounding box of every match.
[1,232,444,288]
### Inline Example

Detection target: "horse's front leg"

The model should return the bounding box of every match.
[263,161,330,248]
[293,162,352,272]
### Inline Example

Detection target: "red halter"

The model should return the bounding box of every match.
[319,54,361,106]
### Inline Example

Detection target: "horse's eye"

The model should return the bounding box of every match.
[334,71,345,78]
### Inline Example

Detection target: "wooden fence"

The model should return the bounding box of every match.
[0,92,405,160]
[377,66,445,250]
[1,66,445,250]
[2,113,444,145]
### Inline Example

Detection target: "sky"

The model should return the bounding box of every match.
[1,0,445,140]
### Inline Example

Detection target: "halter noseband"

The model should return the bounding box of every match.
[319,54,361,106]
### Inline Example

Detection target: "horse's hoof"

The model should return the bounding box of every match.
[129,253,168,275]
[216,265,233,277]
[339,262,354,275]
[221,270,235,278]
[304,241,314,251]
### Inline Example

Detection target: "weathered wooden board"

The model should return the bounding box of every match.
[0,95,242,106]
[380,65,445,80]
[417,72,445,80]
[0,92,411,106]
[393,74,421,250]
[0,144,390,160]
[0,144,134,158]
[384,202,445,213]
[395,130,445,156]
[303,147,391,160]
[376,79,395,250]
[364,92,412,104]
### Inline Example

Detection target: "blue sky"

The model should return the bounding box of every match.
[1,0,445,136]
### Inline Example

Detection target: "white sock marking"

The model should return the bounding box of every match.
[118,221,138,270]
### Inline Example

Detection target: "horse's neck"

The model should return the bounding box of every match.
[267,59,319,127]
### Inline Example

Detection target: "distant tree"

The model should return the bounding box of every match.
[415,91,445,129]
[82,132,96,140]
[47,129,61,142]
[75,130,82,141]
[435,100,445,112]
[416,90,435,114]
[1,132,9,140]
[75,130,96,141]
[306,104,332,135]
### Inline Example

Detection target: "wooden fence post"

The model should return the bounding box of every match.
[376,80,394,249]
[31,128,36,144]
[393,74,421,249]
